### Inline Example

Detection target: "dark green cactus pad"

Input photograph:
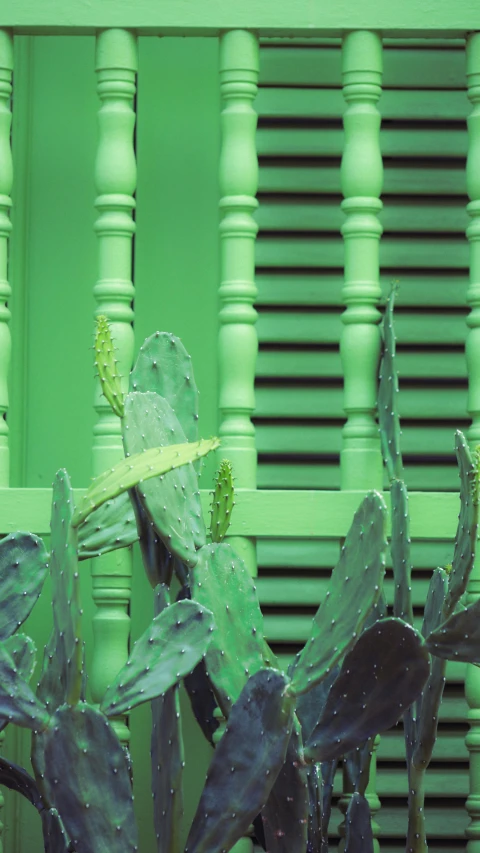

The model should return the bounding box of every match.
[178,585,219,745]
[306,764,323,853]
[41,808,72,853]
[422,568,449,639]
[424,596,480,662]
[4,633,36,682]
[185,668,295,853]
[295,664,340,744]
[0,532,48,640]
[390,478,414,625]
[445,431,479,612]
[122,391,205,566]
[100,598,214,717]
[261,717,309,853]
[344,793,374,853]
[210,460,235,543]
[321,758,338,849]
[151,585,184,853]
[128,486,176,588]
[0,755,44,809]
[42,703,138,853]
[130,331,199,442]
[304,619,430,763]
[363,586,388,630]
[189,542,266,715]
[344,738,375,797]
[77,491,138,560]
[290,491,387,696]
[378,283,403,482]
[0,641,49,730]
[50,470,82,705]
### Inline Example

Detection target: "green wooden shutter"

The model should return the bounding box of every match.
[254,38,469,850]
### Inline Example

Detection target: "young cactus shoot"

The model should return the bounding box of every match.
[94,314,125,418]
[209,459,235,542]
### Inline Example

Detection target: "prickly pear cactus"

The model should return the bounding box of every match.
[0,532,48,641]
[390,478,414,625]
[304,619,430,763]
[122,391,207,565]
[94,314,125,417]
[378,283,403,482]
[445,430,479,612]
[0,641,49,730]
[77,491,138,560]
[184,669,295,853]
[130,331,199,444]
[344,792,374,853]
[209,460,235,543]
[100,597,214,717]
[42,703,138,853]
[189,542,267,715]
[260,717,309,853]
[290,491,387,696]
[424,595,480,663]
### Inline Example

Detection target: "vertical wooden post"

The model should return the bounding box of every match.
[218,29,259,580]
[338,30,384,853]
[91,28,137,748]
[465,30,480,853]
[0,28,12,853]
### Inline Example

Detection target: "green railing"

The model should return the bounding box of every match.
[1,3,480,851]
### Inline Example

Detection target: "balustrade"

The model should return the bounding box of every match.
[90,27,137,750]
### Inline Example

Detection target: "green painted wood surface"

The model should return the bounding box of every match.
[2,0,480,37]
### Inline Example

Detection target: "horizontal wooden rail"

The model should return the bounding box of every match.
[1,0,478,37]
[0,487,461,539]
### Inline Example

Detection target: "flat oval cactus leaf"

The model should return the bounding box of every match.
[306,764,323,853]
[189,542,267,716]
[422,568,449,640]
[411,654,446,771]
[0,532,48,641]
[378,283,403,482]
[77,491,139,560]
[42,703,138,853]
[290,491,387,696]
[424,595,480,663]
[41,808,71,853]
[122,391,206,564]
[304,619,430,764]
[390,478,414,625]
[151,586,184,853]
[295,664,340,744]
[260,716,309,853]
[100,598,214,717]
[344,792,374,853]
[4,633,36,683]
[184,668,295,853]
[130,332,199,444]
[446,430,479,612]
[127,486,178,588]
[0,642,49,731]
[344,737,375,797]
[320,757,338,847]
[0,755,45,810]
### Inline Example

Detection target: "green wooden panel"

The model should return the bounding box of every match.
[257,463,460,491]
[257,537,455,568]
[259,164,467,196]
[259,45,466,89]
[256,350,467,379]
[256,273,468,308]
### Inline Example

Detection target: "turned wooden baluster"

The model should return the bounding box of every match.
[0,28,12,853]
[91,28,137,749]
[465,30,480,853]
[218,29,259,581]
[338,30,384,853]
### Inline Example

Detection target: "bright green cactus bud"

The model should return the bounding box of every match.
[209,459,235,542]
[94,315,125,418]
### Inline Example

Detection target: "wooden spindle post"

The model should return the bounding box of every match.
[338,30,384,853]
[218,29,259,580]
[91,28,137,748]
[0,28,12,853]
[465,30,480,853]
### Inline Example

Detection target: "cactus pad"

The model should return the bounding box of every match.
[344,737,375,797]
[260,717,309,853]
[0,642,49,730]
[184,668,295,853]
[189,542,267,715]
[122,391,207,564]
[0,532,48,640]
[424,596,480,663]
[130,331,199,443]
[304,619,430,763]
[378,283,403,482]
[0,755,44,809]
[344,792,374,853]
[94,315,125,418]
[72,432,218,528]
[42,703,138,853]
[306,765,323,853]
[290,491,387,696]
[100,598,214,717]
[445,430,479,612]
[178,586,219,746]
[210,460,235,543]
[295,664,340,744]
[4,633,36,683]
[422,568,449,639]
[77,491,138,559]
[150,586,184,853]
[390,478,414,625]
